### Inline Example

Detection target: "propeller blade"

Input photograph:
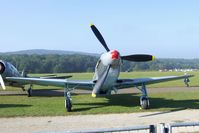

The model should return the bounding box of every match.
[92,65,111,97]
[121,54,155,62]
[90,24,110,52]
[0,75,6,90]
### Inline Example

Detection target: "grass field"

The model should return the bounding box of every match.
[0,71,199,117]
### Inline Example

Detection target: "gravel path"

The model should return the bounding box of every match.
[1,109,199,133]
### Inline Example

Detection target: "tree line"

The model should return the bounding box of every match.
[0,54,199,73]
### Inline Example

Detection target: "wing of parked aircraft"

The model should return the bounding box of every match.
[6,77,94,89]
[6,74,192,90]
[115,75,193,89]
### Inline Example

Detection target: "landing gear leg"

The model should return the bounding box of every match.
[64,88,72,112]
[27,84,33,97]
[136,83,150,109]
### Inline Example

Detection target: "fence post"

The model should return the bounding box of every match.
[149,125,156,133]
[159,123,169,133]
[166,123,172,133]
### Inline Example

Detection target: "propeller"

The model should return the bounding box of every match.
[0,75,6,90]
[90,24,110,52]
[90,24,155,62]
[92,65,111,97]
[121,54,155,62]
[90,24,155,97]
[0,62,6,90]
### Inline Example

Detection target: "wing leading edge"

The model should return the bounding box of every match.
[115,75,194,89]
[6,77,94,89]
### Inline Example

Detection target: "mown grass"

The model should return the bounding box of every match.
[0,71,199,117]
[0,91,199,117]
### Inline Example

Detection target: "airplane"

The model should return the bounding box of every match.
[0,24,193,112]
[0,62,72,96]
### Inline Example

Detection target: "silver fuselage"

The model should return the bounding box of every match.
[92,54,121,92]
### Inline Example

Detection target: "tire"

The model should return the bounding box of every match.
[65,99,72,112]
[140,97,149,109]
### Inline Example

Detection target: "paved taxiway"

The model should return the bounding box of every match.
[0,109,199,133]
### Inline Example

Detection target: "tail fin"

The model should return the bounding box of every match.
[21,69,27,77]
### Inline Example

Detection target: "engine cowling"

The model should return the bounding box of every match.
[0,60,21,77]
[0,60,23,88]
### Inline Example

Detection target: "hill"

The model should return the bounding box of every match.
[0,49,98,56]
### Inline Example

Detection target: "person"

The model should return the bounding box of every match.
[184,78,190,87]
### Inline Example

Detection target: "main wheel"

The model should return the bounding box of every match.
[140,97,149,109]
[65,98,72,112]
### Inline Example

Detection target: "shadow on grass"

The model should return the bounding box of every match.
[0,104,32,108]
[32,89,78,97]
[71,94,138,112]
[150,98,199,109]
[72,94,199,112]
[32,89,63,97]
[31,88,87,97]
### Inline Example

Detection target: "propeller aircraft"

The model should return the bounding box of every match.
[0,24,193,112]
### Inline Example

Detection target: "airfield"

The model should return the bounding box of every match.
[0,71,199,132]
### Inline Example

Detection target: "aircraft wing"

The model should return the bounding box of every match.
[115,75,194,89]
[5,75,193,90]
[5,77,94,89]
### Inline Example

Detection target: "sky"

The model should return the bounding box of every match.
[0,0,199,59]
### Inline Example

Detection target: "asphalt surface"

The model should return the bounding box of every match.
[1,110,199,133]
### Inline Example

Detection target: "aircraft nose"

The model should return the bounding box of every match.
[111,50,119,59]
